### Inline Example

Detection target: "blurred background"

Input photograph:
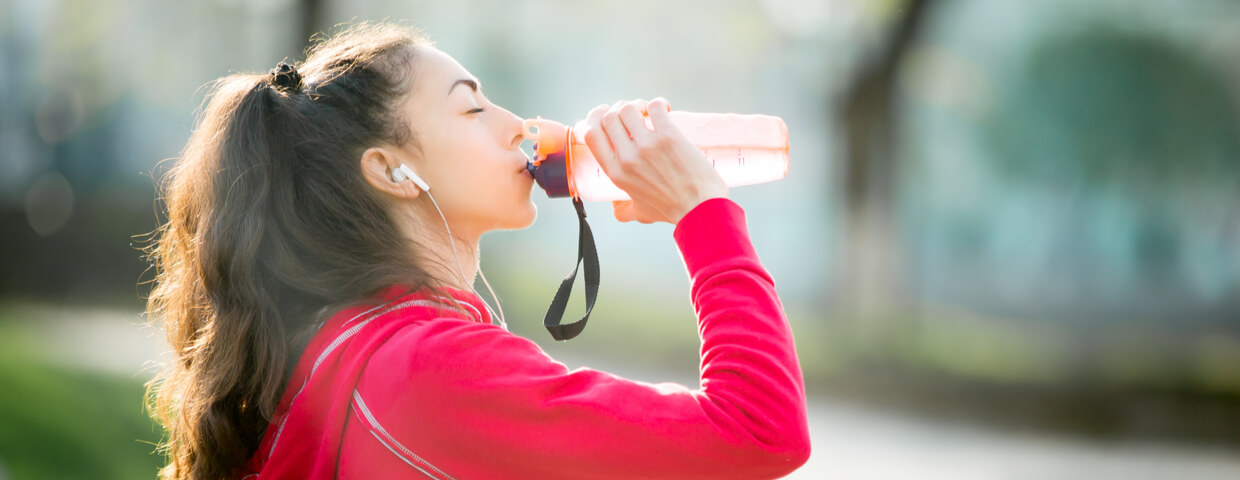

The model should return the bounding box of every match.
[1,0,1238,478]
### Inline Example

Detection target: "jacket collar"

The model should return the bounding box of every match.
[371,284,493,325]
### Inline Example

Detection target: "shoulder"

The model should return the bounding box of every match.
[364,315,569,383]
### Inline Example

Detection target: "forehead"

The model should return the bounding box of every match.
[412,47,474,95]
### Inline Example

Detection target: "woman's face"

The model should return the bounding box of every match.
[397,46,536,239]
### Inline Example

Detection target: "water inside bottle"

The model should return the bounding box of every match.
[569,144,789,202]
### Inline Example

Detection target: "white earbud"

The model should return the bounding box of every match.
[392,164,431,192]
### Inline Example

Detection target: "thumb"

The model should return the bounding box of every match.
[612,200,636,222]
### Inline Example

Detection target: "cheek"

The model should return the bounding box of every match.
[456,153,513,207]
[432,128,528,217]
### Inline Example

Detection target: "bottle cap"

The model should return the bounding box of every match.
[523,117,570,164]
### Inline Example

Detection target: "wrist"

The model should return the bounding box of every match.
[671,191,729,225]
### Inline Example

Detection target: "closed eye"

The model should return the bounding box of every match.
[466,107,485,114]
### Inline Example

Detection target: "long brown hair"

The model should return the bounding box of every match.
[143,22,449,480]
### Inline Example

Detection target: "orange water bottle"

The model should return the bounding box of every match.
[523,109,790,201]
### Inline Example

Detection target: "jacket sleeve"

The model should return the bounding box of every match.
[356,198,811,479]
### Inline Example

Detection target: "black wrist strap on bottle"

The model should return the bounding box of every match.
[544,197,599,341]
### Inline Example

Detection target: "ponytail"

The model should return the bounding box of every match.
[144,23,445,480]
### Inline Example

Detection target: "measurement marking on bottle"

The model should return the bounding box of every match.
[737,148,745,166]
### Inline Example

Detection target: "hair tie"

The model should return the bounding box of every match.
[269,62,303,91]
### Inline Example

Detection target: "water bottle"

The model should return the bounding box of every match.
[523,110,790,202]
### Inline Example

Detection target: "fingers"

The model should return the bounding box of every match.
[583,104,619,176]
[617,102,654,146]
[593,99,680,225]
[585,103,608,125]
[649,97,670,113]
[600,106,639,172]
[647,97,673,130]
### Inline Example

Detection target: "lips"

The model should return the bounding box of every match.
[517,152,533,176]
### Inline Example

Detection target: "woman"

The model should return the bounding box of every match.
[146,22,810,480]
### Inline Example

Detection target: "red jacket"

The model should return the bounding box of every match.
[242,198,810,479]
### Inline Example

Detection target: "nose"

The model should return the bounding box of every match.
[501,107,525,150]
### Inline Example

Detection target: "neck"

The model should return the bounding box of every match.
[435,231,479,293]
[406,200,480,293]
[403,199,507,327]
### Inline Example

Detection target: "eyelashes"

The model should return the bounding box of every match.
[466,107,485,114]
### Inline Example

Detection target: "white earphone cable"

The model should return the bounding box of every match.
[423,190,508,330]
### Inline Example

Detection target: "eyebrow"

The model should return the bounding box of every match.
[448,78,479,96]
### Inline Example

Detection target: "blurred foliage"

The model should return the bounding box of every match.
[986,27,1240,191]
[0,319,161,480]
[898,4,1240,322]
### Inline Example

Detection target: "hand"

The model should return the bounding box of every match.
[581,98,728,225]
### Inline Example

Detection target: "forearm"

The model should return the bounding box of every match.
[675,197,810,461]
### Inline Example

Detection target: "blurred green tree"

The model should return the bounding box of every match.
[986,28,1240,193]
[982,27,1240,306]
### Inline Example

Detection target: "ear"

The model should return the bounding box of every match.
[360,147,422,199]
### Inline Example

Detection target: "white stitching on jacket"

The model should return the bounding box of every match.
[352,390,456,480]
[265,298,471,463]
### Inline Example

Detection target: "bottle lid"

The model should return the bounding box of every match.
[523,117,570,163]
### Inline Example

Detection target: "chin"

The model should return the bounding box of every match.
[516,201,538,229]
[498,201,538,231]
